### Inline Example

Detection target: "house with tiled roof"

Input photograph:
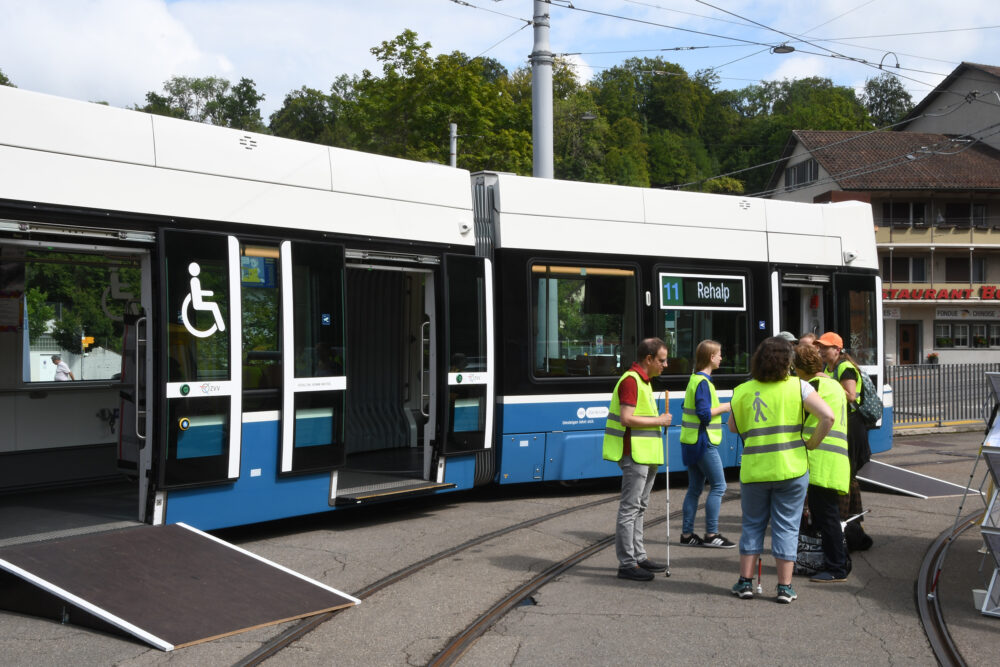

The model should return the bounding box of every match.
[767,99,1000,365]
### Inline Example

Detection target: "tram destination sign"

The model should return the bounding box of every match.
[659,273,746,311]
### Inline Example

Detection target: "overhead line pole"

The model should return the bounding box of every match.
[530,0,554,178]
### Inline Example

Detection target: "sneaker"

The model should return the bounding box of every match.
[617,565,654,581]
[680,533,705,547]
[637,558,667,573]
[775,583,798,603]
[731,578,754,599]
[810,571,847,583]
[703,533,736,549]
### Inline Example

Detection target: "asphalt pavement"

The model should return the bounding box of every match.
[0,429,997,666]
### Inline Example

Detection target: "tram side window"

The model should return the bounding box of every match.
[657,310,750,377]
[835,275,878,365]
[6,246,141,383]
[531,264,636,378]
[241,244,281,411]
[654,271,749,377]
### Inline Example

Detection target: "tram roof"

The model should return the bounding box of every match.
[0,86,474,247]
[478,171,878,270]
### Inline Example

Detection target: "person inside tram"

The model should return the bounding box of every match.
[793,343,851,582]
[813,332,873,551]
[679,339,734,549]
[51,354,74,381]
[728,336,833,603]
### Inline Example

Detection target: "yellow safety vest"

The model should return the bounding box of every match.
[732,376,807,484]
[829,359,862,408]
[680,373,722,446]
[603,370,664,465]
[804,376,850,494]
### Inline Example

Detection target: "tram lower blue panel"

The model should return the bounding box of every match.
[498,395,741,483]
[165,420,335,530]
[444,454,477,489]
[868,404,894,455]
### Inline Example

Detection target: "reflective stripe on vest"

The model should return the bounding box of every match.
[732,376,807,483]
[603,370,664,465]
[680,373,722,446]
[804,375,850,494]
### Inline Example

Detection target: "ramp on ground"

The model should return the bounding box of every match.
[0,523,358,650]
[858,459,968,498]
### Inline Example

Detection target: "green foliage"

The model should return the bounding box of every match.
[136,76,267,131]
[861,72,914,127]
[0,68,17,87]
[25,287,54,344]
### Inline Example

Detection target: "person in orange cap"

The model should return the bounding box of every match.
[813,332,872,551]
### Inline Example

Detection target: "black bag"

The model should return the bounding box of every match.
[794,529,853,576]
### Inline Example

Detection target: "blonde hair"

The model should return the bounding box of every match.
[695,339,721,371]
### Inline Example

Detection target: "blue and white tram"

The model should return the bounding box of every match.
[0,86,891,532]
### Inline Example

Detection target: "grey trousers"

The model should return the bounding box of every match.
[615,454,658,568]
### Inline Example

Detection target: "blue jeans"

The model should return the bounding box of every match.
[682,445,726,535]
[739,472,809,561]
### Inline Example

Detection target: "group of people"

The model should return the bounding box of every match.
[603,332,871,602]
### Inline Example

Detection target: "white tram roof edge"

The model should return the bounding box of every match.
[479,171,878,271]
[0,86,474,246]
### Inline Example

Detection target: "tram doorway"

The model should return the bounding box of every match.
[337,263,439,499]
[0,233,154,545]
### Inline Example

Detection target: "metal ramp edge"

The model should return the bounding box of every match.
[0,522,360,651]
[857,459,970,499]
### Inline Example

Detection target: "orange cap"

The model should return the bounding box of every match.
[815,332,843,349]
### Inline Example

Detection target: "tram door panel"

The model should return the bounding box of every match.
[160,231,241,488]
[279,241,346,474]
[440,255,494,455]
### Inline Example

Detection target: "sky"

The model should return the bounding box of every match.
[0,0,998,119]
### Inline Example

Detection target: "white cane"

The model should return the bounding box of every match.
[664,390,671,577]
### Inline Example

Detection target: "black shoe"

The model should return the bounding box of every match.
[637,558,667,573]
[617,565,655,581]
[703,533,736,549]
[680,533,705,547]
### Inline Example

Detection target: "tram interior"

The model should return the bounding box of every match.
[338,267,431,495]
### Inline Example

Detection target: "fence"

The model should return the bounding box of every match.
[886,362,1000,428]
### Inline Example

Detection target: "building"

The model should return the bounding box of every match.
[768,63,1000,365]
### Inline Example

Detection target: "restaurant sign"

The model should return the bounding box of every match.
[883,286,1000,300]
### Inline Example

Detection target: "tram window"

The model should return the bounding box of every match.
[834,274,878,365]
[241,244,281,409]
[8,247,141,383]
[530,264,636,378]
[657,310,750,377]
[654,271,749,377]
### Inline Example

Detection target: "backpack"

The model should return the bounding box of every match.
[855,367,883,428]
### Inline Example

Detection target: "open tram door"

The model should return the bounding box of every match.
[438,254,495,482]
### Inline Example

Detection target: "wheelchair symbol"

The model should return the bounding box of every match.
[180,262,226,339]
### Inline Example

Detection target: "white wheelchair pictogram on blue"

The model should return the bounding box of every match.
[180,262,226,339]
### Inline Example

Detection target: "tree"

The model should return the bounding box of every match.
[604,118,649,187]
[269,87,338,144]
[0,68,15,87]
[136,76,266,131]
[861,72,914,127]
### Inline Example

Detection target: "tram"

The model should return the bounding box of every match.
[0,86,892,531]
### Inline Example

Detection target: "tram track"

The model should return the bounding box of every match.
[915,510,983,667]
[233,492,622,666]
[428,491,740,667]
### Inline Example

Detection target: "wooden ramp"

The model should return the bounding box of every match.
[0,523,359,651]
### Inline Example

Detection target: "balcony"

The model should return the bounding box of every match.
[875,225,1000,245]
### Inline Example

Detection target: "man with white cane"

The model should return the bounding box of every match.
[603,338,673,582]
